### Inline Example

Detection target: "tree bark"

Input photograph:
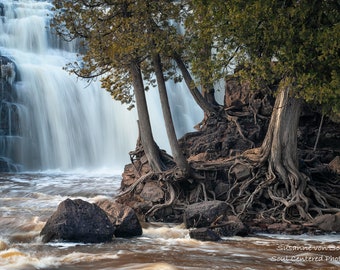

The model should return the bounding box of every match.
[243,78,311,220]
[203,87,219,107]
[258,80,301,170]
[152,52,189,174]
[173,52,217,114]
[200,42,220,107]
[129,61,163,173]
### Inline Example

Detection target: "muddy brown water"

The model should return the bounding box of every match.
[1,173,339,270]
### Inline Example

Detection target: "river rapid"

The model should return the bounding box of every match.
[0,1,340,269]
[1,173,340,270]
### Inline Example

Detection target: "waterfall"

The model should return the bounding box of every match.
[0,0,203,173]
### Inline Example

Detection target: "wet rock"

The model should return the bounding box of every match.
[121,157,151,189]
[40,199,115,243]
[307,212,340,232]
[140,181,164,203]
[285,224,305,235]
[189,227,221,242]
[212,216,248,237]
[0,159,11,172]
[230,163,251,181]
[214,182,229,200]
[183,200,229,228]
[0,56,21,172]
[96,199,142,237]
[329,156,340,174]
[267,223,288,234]
[224,78,250,108]
[0,3,4,18]
[0,240,8,251]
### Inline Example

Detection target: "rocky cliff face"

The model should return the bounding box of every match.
[0,55,21,171]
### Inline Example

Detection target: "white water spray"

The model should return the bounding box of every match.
[0,0,202,172]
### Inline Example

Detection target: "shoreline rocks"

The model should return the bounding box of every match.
[95,199,143,237]
[40,199,115,243]
[40,198,143,243]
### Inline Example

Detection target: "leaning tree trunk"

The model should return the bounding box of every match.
[173,52,217,115]
[200,42,220,107]
[129,61,163,173]
[203,86,219,107]
[152,52,189,175]
[239,78,312,221]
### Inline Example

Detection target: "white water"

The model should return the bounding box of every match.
[0,0,203,172]
[1,173,340,270]
[1,2,340,270]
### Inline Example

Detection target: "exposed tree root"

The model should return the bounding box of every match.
[117,172,154,198]
[145,182,175,216]
[117,79,340,233]
[118,145,339,227]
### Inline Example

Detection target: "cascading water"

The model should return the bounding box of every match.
[1,2,340,270]
[0,0,203,172]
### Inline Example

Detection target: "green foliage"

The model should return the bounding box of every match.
[53,0,339,115]
[181,0,233,91]
[210,0,340,113]
[52,0,182,108]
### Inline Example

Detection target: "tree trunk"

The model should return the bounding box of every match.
[258,80,301,173]
[203,87,219,107]
[129,61,163,173]
[173,52,217,114]
[152,52,189,174]
[243,78,311,221]
[200,42,219,107]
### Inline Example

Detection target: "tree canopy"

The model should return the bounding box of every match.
[197,0,340,114]
[53,0,339,114]
[52,0,182,109]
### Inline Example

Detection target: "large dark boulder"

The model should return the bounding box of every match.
[183,200,229,228]
[40,199,115,243]
[96,199,142,237]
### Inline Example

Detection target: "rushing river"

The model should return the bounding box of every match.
[1,1,340,269]
[1,173,340,270]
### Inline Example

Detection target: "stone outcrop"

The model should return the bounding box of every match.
[184,201,247,241]
[40,199,115,243]
[307,212,340,232]
[189,227,221,242]
[95,199,142,237]
[140,182,164,203]
[183,200,229,228]
[0,55,21,172]
[212,215,247,237]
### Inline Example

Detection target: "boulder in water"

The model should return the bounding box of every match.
[40,198,115,243]
[95,199,142,237]
[189,227,221,242]
[307,212,340,232]
[183,200,229,228]
[212,215,248,237]
[0,240,9,251]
